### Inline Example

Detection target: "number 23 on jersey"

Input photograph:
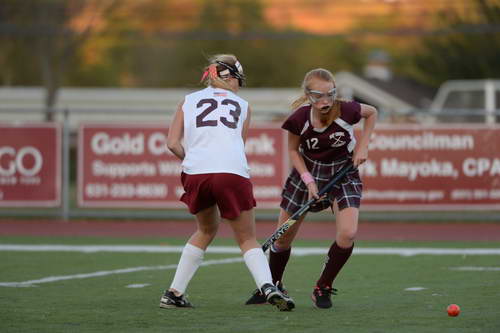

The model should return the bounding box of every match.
[196,98,241,129]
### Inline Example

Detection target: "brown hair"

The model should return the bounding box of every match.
[291,68,341,118]
[201,54,240,92]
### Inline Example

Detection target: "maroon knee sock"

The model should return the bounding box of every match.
[316,242,354,288]
[269,246,291,285]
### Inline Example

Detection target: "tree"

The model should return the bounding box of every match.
[169,0,363,87]
[0,0,116,120]
[0,0,364,91]
[410,0,500,87]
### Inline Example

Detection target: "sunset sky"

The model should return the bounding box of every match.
[264,0,466,34]
[69,0,469,35]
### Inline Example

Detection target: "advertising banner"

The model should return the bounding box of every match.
[78,124,179,207]
[78,123,500,211]
[78,124,286,208]
[359,125,500,210]
[0,123,61,207]
[246,126,288,208]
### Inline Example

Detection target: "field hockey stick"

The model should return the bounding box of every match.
[261,163,354,252]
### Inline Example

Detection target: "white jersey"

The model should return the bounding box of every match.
[181,86,250,178]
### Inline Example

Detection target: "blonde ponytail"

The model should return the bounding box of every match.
[291,95,309,110]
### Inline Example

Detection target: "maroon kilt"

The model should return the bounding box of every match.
[280,154,362,214]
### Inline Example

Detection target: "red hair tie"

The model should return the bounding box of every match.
[201,64,218,82]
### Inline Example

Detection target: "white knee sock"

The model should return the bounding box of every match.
[243,247,273,289]
[169,243,204,294]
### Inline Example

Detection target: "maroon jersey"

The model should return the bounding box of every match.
[282,101,361,163]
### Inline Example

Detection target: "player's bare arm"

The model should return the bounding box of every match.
[242,105,252,143]
[167,101,185,160]
[288,132,320,199]
[287,132,309,176]
[353,104,377,167]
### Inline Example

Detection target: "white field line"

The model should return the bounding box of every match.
[404,287,427,291]
[0,257,243,288]
[1,244,500,256]
[449,266,500,271]
[1,245,500,288]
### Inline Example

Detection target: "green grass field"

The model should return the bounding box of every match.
[1,236,499,332]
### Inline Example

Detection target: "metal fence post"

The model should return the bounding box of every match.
[485,80,496,124]
[61,109,70,221]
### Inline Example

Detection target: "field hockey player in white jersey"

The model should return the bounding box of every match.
[159,54,294,311]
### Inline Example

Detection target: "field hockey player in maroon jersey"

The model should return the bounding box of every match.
[245,68,377,309]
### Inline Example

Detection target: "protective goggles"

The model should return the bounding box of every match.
[306,88,337,103]
[216,61,246,87]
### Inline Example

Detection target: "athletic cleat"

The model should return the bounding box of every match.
[245,288,267,305]
[159,290,193,309]
[311,286,337,309]
[245,282,289,305]
[261,283,295,311]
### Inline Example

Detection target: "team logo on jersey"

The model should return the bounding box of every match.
[329,132,346,147]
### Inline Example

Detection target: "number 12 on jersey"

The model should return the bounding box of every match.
[305,137,319,150]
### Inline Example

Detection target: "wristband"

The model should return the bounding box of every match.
[300,172,314,185]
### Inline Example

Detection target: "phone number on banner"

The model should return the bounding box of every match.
[85,183,167,199]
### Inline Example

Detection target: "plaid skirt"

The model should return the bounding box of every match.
[280,154,363,214]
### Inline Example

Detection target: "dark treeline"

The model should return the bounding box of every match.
[1,0,499,93]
